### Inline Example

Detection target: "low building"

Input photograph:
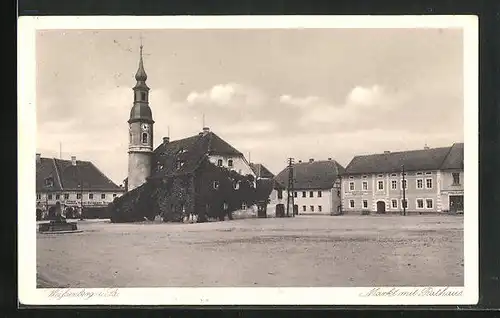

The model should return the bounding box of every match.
[342,143,464,214]
[36,153,124,219]
[250,163,290,217]
[275,158,345,215]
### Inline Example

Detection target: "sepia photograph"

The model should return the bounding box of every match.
[18,16,478,305]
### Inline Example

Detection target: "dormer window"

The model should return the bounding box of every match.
[217,159,223,167]
[228,159,233,168]
[213,181,219,189]
[234,181,240,190]
[44,177,54,187]
[142,133,148,144]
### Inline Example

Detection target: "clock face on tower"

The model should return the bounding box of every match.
[141,123,149,131]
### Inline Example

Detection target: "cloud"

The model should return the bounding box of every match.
[186,83,266,108]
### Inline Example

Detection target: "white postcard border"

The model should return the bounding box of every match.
[18,15,479,306]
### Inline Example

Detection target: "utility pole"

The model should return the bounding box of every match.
[402,164,406,216]
[286,157,295,217]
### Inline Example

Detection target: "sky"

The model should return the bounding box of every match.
[36,28,464,185]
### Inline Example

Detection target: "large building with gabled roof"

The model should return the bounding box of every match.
[342,142,464,214]
[36,154,124,219]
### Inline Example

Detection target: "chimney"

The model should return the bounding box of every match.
[384,151,390,154]
[71,156,76,166]
[328,157,332,161]
[36,153,41,164]
[163,137,170,144]
[202,127,210,136]
[309,158,314,163]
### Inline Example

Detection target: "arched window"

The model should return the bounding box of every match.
[142,133,148,144]
[141,92,146,101]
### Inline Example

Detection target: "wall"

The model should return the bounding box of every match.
[36,190,124,209]
[342,170,441,214]
[208,155,256,181]
[127,151,152,191]
[292,188,333,214]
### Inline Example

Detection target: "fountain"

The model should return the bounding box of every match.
[38,202,82,234]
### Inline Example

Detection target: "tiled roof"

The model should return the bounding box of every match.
[440,143,464,170]
[249,163,275,179]
[343,143,464,175]
[275,159,345,190]
[36,157,123,192]
[151,131,244,179]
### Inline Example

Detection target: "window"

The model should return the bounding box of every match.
[277,190,283,199]
[349,182,355,191]
[349,200,355,208]
[294,192,297,198]
[425,171,432,175]
[44,177,54,187]
[101,193,106,199]
[302,191,306,198]
[417,179,423,189]
[55,194,60,200]
[362,200,368,209]
[401,199,408,209]
[309,191,314,198]
[129,133,132,143]
[64,193,69,200]
[177,161,185,170]
[318,205,322,212]
[426,199,433,209]
[391,180,397,190]
[213,181,219,189]
[362,175,368,179]
[417,199,424,209]
[48,194,53,200]
[377,174,384,178]
[310,205,314,212]
[234,181,240,190]
[142,133,148,144]
[36,194,41,200]
[401,179,407,189]
[77,193,82,199]
[89,193,94,200]
[391,199,398,209]
[241,203,247,210]
[228,159,233,167]
[452,172,460,185]
[416,172,423,176]
[318,191,322,197]
[362,181,368,190]
[426,178,433,189]
[349,176,354,179]
[217,159,223,167]
[302,205,306,212]
[140,92,146,101]
[391,173,397,177]
[377,180,384,190]
[113,194,117,198]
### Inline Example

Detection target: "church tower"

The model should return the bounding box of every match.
[127,44,154,191]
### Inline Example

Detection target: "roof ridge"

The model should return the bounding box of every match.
[52,158,63,189]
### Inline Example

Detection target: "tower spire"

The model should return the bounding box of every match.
[135,38,147,82]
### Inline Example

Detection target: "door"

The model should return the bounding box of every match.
[293,204,298,216]
[449,195,464,214]
[376,201,386,214]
